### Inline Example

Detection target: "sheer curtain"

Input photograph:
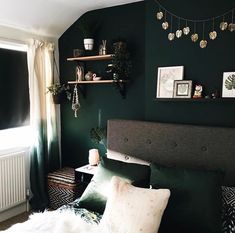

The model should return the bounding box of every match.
[27,39,61,210]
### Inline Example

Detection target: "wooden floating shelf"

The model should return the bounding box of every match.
[154,98,235,102]
[67,54,114,61]
[68,80,128,84]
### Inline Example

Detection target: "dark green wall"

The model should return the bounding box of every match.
[145,0,235,126]
[59,2,145,167]
[59,0,235,167]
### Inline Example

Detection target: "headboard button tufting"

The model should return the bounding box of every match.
[201,146,207,152]
[124,137,128,143]
[146,139,152,144]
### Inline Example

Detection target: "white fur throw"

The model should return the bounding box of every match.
[3,210,99,233]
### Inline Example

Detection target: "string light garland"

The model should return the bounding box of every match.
[155,0,235,48]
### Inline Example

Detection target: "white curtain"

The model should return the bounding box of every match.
[27,39,61,210]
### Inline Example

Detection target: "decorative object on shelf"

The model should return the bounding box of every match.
[155,0,235,48]
[75,65,84,81]
[156,66,184,98]
[47,83,71,104]
[193,84,203,98]
[112,39,131,80]
[222,72,235,97]
[99,40,107,55]
[211,90,220,99]
[72,84,80,117]
[83,38,94,50]
[73,49,84,57]
[77,18,100,51]
[88,149,100,166]
[92,73,101,81]
[173,80,192,98]
[84,71,94,81]
[105,63,116,80]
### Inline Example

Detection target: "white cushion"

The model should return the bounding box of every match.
[99,176,170,233]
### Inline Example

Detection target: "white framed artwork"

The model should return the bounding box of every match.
[222,72,235,98]
[156,66,184,98]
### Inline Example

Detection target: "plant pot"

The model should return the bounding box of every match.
[84,38,94,50]
[52,94,62,104]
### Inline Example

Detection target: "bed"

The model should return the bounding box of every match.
[2,119,235,233]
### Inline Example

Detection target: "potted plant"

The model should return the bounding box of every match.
[78,19,100,51]
[47,83,71,104]
[111,39,132,80]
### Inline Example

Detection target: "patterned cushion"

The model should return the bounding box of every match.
[99,176,170,233]
[222,186,235,233]
[59,201,102,225]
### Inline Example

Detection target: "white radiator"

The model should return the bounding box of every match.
[0,151,26,212]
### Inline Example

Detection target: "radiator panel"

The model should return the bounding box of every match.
[0,151,26,212]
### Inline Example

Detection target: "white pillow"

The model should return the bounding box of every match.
[99,176,170,233]
[106,149,150,165]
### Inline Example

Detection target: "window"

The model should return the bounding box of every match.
[0,41,29,130]
[0,40,31,151]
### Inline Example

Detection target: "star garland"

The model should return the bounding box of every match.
[155,0,235,48]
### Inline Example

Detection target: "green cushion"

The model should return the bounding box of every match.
[150,163,223,233]
[79,157,150,214]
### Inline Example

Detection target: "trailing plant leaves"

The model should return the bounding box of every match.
[225,74,235,90]
[90,127,107,149]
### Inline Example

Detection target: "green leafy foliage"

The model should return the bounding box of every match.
[90,127,107,149]
[77,18,100,38]
[47,83,71,100]
[112,41,132,79]
[225,74,235,90]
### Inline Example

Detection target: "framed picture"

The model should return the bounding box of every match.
[173,80,192,98]
[222,72,235,97]
[156,66,184,98]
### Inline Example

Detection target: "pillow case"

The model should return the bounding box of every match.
[99,176,170,233]
[79,156,150,213]
[150,163,223,233]
[222,186,235,233]
[106,149,150,165]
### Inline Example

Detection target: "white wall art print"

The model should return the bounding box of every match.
[156,66,184,98]
[222,72,235,98]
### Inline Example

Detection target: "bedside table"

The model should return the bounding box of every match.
[75,164,98,196]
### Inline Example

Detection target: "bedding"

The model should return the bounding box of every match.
[99,176,170,233]
[222,186,235,233]
[78,156,150,214]
[2,176,169,233]
[2,119,235,233]
[150,163,223,233]
[1,210,100,233]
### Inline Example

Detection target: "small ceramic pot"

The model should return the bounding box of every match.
[85,71,93,81]
[84,38,94,50]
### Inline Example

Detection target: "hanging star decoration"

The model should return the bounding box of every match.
[155,0,235,48]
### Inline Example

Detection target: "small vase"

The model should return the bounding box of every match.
[85,71,93,81]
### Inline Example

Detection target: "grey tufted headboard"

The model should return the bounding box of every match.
[107,119,235,186]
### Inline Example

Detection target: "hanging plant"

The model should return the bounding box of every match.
[47,83,71,104]
[112,39,132,80]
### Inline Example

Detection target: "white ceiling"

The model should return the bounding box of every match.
[0,0,142,39]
